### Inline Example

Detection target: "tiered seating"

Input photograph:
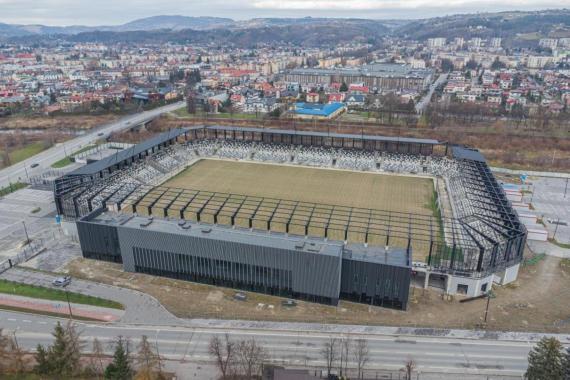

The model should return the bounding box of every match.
[216,141,251,160]
[295,147,333,167]
[335,149,376,171]
[252,143,292,163]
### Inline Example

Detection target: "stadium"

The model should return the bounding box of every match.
[54,126,527,310]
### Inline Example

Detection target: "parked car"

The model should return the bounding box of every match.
[281,299,297,307]
[234,292,247,301]
[52,276,71,287]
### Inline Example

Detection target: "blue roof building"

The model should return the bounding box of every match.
[293,102,346,119]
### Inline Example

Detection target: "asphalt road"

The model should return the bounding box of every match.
[0,310,534,377]
[0,267,180,325]
[416,73,448,114]
[0,101,185,189]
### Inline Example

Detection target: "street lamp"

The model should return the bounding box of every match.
[484,290,496,324]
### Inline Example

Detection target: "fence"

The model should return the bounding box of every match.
[0,239,45,275]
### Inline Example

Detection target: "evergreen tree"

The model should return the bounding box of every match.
[564,346,570,380]
[105,337,132,380]
[526,337,564,380]
[34,344,50,374]
[49,322,73,376]
[339,82,348,92]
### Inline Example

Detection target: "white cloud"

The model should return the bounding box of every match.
[0,0,568,25]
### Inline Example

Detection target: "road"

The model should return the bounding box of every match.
[416,73,448,114]
[0,310,536,378]
[0,101,185,189]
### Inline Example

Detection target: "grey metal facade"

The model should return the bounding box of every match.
[76,212,411,309]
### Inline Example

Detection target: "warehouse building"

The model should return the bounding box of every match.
[281,63,433,91]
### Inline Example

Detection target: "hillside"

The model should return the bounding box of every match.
[395,10,570,44]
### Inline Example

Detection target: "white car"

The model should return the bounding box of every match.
[52,276,71,287]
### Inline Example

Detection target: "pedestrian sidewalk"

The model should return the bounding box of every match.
[0,293,124,322]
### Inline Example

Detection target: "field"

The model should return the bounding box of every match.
[153,159,436,258]
[163,159,433,213]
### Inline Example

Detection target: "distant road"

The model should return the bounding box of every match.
[416,73,448,114]
[0,309,535,377]
[0,101,185,189]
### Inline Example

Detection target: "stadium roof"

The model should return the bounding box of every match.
[68,128,188,176]
[451,146,486,163]
[204,125,441,145]
[294,102,345,116]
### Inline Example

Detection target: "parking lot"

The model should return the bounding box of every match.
[529,176,570,244]
[0,188,58,261]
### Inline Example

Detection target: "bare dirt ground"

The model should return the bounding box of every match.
[65,253,570,333]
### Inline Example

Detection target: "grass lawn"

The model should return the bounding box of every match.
[51,144,97,168]
[154,159,435,259]
[0,279,123,310]
[8,142,47,164]
[0,182,27,197]
[549,238,570,249]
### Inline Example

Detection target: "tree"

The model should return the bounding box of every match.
[339,337,351,376]
[209,334,236,379]
[134,335,162,380]
[491,57,507,70]
[48,321,82,377]
[353,339,369,380]
[564,347,570,380]
[402,358,416,380]
[320,337,338,377]
[105,336,133,380]
[339,82,348,92]
[465,59,478,70]
[5,332,28,374]
[235,338,267,378]
[0,329,11,372]
[526,337,564,380]
[89,338,106,379]
[440,58,454,73]
[34,344,50,375]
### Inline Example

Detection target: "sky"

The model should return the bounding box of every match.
[0,0,568,25]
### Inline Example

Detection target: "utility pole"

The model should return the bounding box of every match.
[22,221,30,244]
[564,178,568,199]
[65,290,73,320]
[484,295,491,323]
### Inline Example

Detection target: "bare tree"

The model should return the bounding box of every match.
[235,338,268,378]
[64,321,84,376]
[135,335,162,380]
[320,337,339,377]
[89,337,106,379]
[209,334,236,379]
[353,339,369,380]
[339,336,351,376]
[402,358,416,380]
[6,331,28,374]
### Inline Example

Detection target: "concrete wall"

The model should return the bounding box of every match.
[447,273,495,297]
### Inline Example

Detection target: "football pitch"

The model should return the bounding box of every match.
[163,159,434,215]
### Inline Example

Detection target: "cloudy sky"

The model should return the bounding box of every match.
[0,0,568,25]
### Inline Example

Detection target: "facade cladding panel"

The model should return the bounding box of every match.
[116,226,343,303]
[76,221,122,263]
[340,259,410,310]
